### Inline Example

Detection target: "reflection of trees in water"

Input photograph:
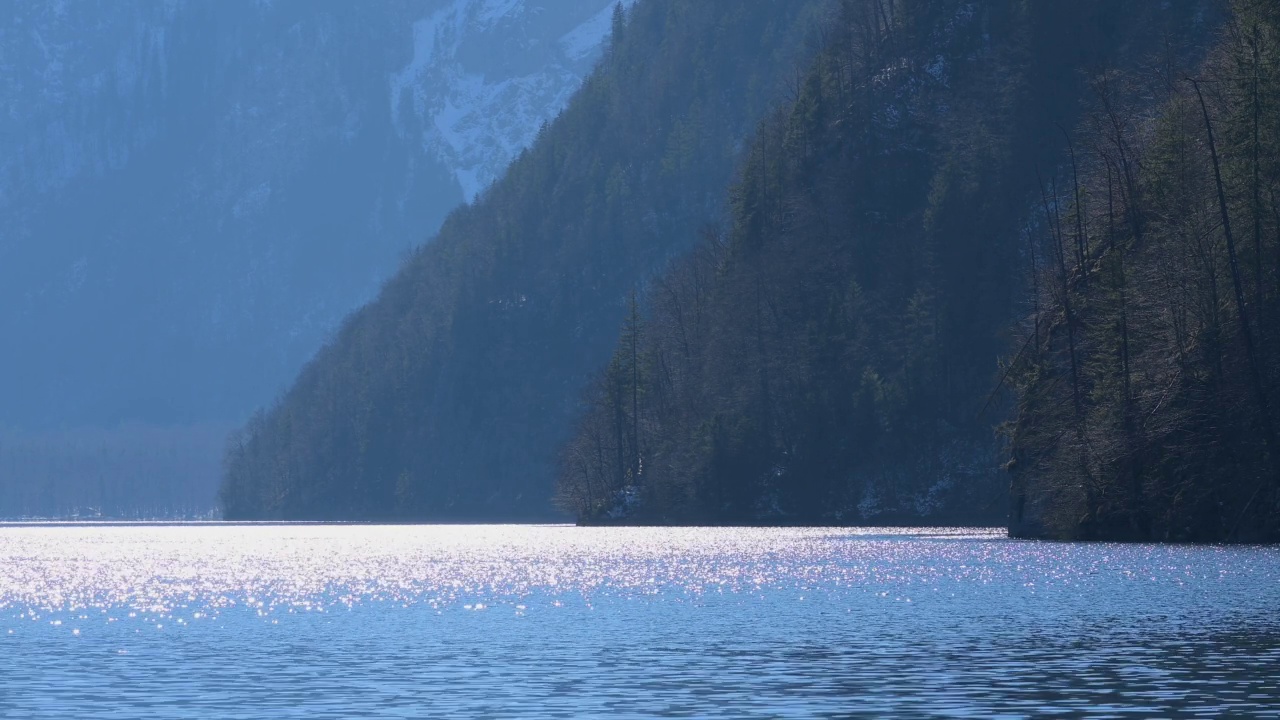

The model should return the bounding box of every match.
[0,424,230,519]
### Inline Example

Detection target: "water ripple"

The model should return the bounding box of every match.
[0,524,1277,718]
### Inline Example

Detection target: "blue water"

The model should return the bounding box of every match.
[1,524,1277,718]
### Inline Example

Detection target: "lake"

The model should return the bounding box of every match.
[0,524,1277,718]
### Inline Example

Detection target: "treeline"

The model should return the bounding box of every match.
[0,425,226,519]
[556,0,1216,524]
[220,0,830,520]
[1009,0,1280,542]
[222,0,1238,532]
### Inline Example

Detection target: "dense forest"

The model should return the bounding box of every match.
[222,0,1277,541]
[555,0,1217,525]
[220,0,830,519]
[1008,0,1280,542]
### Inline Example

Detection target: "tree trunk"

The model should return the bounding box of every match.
[1191,77,1278,482]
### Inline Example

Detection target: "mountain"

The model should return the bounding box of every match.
[557,0,1221,525]
[0,0,623,518]
[219,0,831,520]
[223,0,1237,527]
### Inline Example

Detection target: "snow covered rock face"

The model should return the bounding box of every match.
[0,0,621,432]
[391,0,630,201]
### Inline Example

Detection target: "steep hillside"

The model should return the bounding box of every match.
[1008,0,1280,543]
[558,0,1218,525]
[220,0,831,520]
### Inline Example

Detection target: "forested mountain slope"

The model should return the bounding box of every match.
[558,0,1219,525]
[220,0,830,520]
[1009,0,1280,543]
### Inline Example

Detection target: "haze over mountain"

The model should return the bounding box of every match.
[0,0,624,517]
[6,0,1275,540]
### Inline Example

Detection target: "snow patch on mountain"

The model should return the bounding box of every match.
[390,0,630,202]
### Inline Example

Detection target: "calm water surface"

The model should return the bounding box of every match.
[0,524,1277,718]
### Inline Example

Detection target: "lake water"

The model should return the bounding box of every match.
[0,524,1277,718]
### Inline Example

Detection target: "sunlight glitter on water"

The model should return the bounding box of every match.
[0,524,1002,621]
[2,524,1278,718]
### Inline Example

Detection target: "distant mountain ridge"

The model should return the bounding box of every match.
[0,0,622,518]
[0,0,620,430]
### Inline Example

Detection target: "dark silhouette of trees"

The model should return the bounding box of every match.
[221,0,1247,535]
[559,0,1217,526]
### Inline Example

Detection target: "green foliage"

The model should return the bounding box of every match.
[1008,0,1280,542]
